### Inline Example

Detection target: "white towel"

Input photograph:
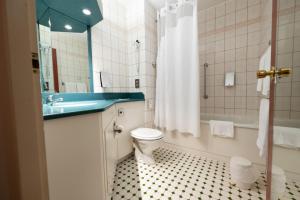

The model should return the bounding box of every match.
[100,71,113,88]
[257,46,271,96]
[209,120,234,138]
[274,126,300,149]
[64,82,77,93]
[257,98,270,158]
[76,82,87,93]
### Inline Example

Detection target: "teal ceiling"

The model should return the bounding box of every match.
[36,0,103,33]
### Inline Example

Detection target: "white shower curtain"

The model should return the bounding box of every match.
[154,0,200,137]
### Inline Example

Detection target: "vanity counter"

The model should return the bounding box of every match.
[42,92,145,120]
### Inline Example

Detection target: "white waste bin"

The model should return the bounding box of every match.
[230,156,257,190]
[271,165,286,200]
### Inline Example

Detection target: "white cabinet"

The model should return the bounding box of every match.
[44,101,144,200]
[44,113,105,200]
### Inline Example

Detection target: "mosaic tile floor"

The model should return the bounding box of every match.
[112,148,300,200]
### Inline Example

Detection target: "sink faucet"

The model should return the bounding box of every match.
[46,94,64,106]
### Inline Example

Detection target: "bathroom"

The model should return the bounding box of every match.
[0,0,299,200]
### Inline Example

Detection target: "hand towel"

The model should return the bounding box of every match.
[257,98,270,158]
[274,126,300,149]
[209,120,234,138]
[257,54,265,92]
[257,46,271,96]
[262,46,271,96]
[100,71,113,88]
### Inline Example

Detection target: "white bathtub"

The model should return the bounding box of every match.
[200,113,300,129]
[200,113,258,129]
[163,113,300,178]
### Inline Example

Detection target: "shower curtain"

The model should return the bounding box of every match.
[154,0,200,137]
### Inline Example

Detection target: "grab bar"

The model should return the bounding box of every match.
[203,63,208,99]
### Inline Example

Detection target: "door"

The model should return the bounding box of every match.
[261,0,300,199]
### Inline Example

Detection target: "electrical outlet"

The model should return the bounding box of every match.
[135,79,140,88]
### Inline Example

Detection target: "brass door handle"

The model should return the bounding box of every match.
[257,67,292,79]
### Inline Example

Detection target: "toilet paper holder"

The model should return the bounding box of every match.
[113,122,124,135]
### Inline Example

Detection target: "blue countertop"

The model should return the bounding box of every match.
[42,92,144,120]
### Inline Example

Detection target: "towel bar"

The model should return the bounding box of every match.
[203,63,208,99]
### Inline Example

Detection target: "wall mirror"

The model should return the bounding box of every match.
[36,0,103,93]
[38,25,89,93]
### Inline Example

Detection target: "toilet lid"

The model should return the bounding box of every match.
[231,156,252,167]
[131,128,164,140]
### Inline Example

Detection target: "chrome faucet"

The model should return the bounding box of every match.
[46,94,64,106]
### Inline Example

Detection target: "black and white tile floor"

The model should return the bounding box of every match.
[112,148,300,200]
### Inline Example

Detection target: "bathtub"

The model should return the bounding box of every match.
[200,113,258,129]
[200,113,300,129]
[163,113,300,178]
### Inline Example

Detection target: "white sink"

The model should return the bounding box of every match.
[52,101,97,108]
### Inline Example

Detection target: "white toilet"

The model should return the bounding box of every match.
[230,156,258,190]
[130,128,164,164]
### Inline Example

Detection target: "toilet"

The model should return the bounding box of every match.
[230,156,257,190]
[130,128,164,164]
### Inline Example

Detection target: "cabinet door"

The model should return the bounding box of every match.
[115,102,145,159]
[104,118,118,198]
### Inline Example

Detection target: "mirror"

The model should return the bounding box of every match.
[38,25,90,93]
[36,0,103,93]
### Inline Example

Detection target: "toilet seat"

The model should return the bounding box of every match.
[131,128,163,140]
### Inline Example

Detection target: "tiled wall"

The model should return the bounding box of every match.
[39,25,90,92]
[92,0,157,126]
[126,0,157,127]
[275,0,300,119]
[92,0,129,93]
[143,0,157,127]
[199,0,300,120]
[199,0,264,119]
[39,25,55,91]
[51,31,89,92]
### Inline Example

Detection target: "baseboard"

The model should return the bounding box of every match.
[162,142,231,163]
[117,151,134,163]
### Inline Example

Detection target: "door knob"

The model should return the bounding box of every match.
[257,67,292,79]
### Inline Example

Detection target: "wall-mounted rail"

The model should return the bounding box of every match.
[203,63,208,99]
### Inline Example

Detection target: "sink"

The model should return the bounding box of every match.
[52,101,98,108]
